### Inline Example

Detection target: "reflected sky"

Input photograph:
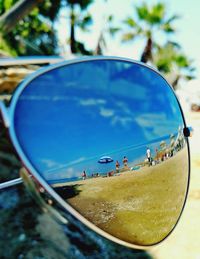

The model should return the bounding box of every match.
[14,59,185,183]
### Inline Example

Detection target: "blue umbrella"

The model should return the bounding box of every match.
[98,156,114,164]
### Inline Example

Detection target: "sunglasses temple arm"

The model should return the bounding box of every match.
[0,177,23,190]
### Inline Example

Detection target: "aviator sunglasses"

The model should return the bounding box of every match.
[0,56,192,249]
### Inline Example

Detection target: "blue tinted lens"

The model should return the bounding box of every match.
[13,59,189,246]
[14,60,185,182]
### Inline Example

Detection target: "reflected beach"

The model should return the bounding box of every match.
[50,128,188,245]
[14,59,189,246]
[48,125,186,185]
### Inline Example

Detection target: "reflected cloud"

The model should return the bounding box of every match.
[44,166,77,182]
[110,79,147,100]
[78,97,134,128]
[41,159,64,169]
[65,167,76,177]
[111,116,133,127]
[135,113,167,127]
[100,107,115,117]
[115,101,132,115]
[44,156,87,175]
[70,157,87,164]
[135,113,183,140]
[80,98,106,106]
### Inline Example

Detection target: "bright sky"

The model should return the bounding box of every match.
[57,0,200,81]
[55,0,200,112]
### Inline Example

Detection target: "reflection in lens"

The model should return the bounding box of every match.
[13,59,189,246]
[52,130,188,245]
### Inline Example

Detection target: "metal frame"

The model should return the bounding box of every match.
[0,177,23,189]
[0,56,64,67]
[0,56,191,250]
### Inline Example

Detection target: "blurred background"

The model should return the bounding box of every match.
[0,0,200,258]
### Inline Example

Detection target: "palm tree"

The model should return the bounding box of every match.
[121,2,179,63]
[94,15,120,55]
[154,42,196,90]
[66,0,93,55]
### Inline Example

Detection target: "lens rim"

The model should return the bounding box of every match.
[7,56,191,249]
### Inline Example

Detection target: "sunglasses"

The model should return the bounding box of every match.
[0,56,192,249]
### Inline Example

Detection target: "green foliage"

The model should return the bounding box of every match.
[120,1,195,88]
[0,0,14,14]
[39,0,61,21]
[122,32,136,42]
[0,0,62,56]
[109,27,120,37]
[76,13,92,31]
[150,3,165,24]
[0,0,196,84]
[154,42,196,88]
[136,2,165,24]
[0,0,95,56]
[161,22,175,33]
[124,2,179,37]
[122,2,179,63]
[67,0,94,10]
[136,3,149,21]
[4,0,14,11]
[175,54,190,67]
[123,17,137,28]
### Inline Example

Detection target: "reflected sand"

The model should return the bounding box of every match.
[53,147,188,245]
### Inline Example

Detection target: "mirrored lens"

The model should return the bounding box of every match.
[13,59,189,246]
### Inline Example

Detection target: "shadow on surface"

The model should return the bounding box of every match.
[54,184,82,199]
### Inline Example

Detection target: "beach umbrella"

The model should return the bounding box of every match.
[98,156,113,164]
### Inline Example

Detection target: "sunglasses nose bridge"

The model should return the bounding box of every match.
[0,101,10,128]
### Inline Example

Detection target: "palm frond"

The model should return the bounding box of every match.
[137,2,165,25]
[184,74,196,80]
[108,15,113,22]
[165,14,180,24]
[152,3,165,15]
[76,13,92,31]
[122,32,136,42]
[108,27,120,37]
[166,41,181,49]
[175,54,190,67]
[136,3,149,21]
[123,17,137,28]
[161,23,175,33]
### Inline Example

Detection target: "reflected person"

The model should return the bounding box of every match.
[146,147,151,166]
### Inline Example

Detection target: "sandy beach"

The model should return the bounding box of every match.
[150,111,200,258]
[53,147,188,246]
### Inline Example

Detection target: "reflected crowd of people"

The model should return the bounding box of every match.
[79,127,186,181]
[144,127,186,167]
[80,155,131,180]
